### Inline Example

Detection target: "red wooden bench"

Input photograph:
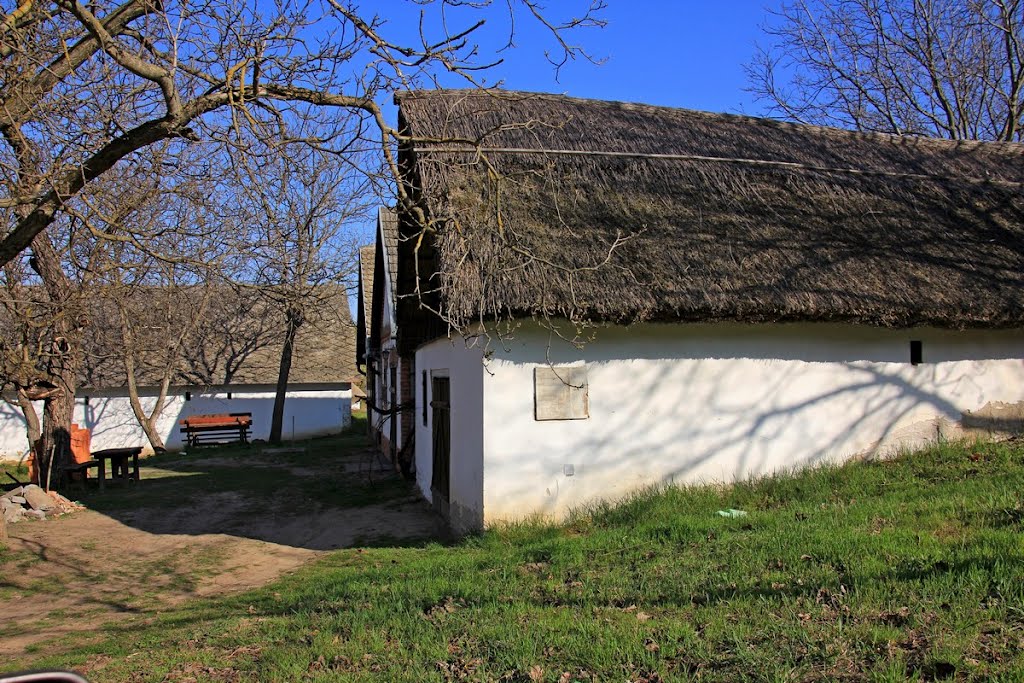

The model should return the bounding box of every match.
[179,413,252,448]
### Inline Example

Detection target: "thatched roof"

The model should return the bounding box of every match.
[78,285,356,390]
[358,245,375,330]
[395,89,1024,330]
[355,244,375,365]
[224,287,356,386]
[379,206,399,311]
[369,206,400,349]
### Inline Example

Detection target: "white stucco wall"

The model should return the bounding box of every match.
[371,351,405,451]
[0,384,352,458]
[415,321,1024,530]
[413,337,485,533]
[480,322,1024,523]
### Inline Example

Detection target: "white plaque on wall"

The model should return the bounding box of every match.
[534,366,589,421]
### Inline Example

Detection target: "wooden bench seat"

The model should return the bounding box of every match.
[180,412,252,447]
[58,459,100,489]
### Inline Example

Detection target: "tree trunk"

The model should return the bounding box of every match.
[30,234,81,489]
[269,305,303,444]
[119,305,168,453]
[40,386,75,489]
[127,386,167,453]
[137,408,167,452]
[0,512,7,543]
[141,423,166,452]
[15,389,41,454]
[4,264,43,462]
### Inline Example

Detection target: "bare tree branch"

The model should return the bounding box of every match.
[747,0,1024,141]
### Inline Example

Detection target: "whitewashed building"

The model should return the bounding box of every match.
[0,383,353,457]
[1,287,357,458]
[357,207,415,474]
[390,89,1024,533]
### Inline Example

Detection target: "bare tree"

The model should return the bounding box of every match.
[81,148,225,452]
[0,0,603,470]
[227,138,366,444]
[0,0,606,268]
[747,0,1024,140]
[87,268,216,454]
[0,256,47,452]
[0,229,95,486]
[0,141,222,469]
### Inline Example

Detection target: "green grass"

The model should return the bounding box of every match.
[1,458,30,485]
[1,458,29,558]
[20,438,1024,681]
[73,425,394,514]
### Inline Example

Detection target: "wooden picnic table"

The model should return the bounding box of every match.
[92,447,143,490]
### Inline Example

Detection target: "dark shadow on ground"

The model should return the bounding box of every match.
[59,430,448,551]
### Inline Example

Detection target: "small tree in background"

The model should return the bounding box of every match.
[66,144,226,454]
[227,137,367,444]
[0,0,606,268]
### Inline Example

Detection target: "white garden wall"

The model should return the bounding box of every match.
[0,383,352,458]
[415,321,1024,530]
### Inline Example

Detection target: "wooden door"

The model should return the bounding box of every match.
[430,376,451,507]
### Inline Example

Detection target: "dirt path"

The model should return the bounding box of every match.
[0,440,442,662]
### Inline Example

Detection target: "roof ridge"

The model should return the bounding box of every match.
[395,88,1024,153]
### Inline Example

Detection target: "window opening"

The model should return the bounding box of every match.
[910,340,923,365]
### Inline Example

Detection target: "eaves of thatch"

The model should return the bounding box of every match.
[356,244,375,365]
[359,245,376,327]
[369,206,400,351]
[379,206,399,312]
[395,89,1024,336]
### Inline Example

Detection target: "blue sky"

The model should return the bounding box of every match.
[482,1,772,114]
[366,1,774,114]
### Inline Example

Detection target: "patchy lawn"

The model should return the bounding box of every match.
[1,457,30,485]
[0,425,442,663]
[7,437,1024,682]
